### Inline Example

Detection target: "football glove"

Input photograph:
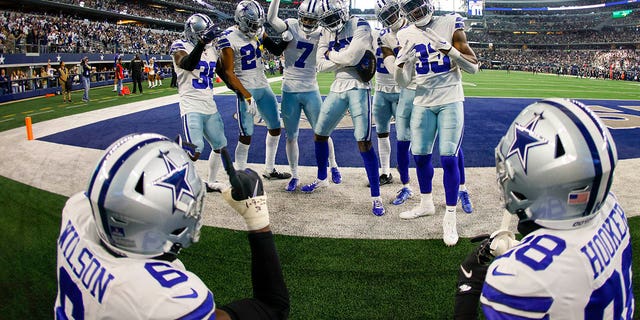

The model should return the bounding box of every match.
[201,26,221,44]
[488,229,519,257]
[354,50,376,82]
[456,236,492,296]
[245,97,258,116]
[281,30,293,42]
[423,28,452,52]
[220,148,269,231]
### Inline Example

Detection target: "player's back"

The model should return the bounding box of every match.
[281,18,320,93]
[216,26,268,89]
[55,193,214,319]
[170,38,219,116]
[481,194,634,319]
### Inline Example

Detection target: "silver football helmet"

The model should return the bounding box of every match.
[235,0,266,38]
[87,133,205,258]
[184,13,215,45]
[298,0,324,34]
[398,0,434,27]
[375,0,405,31]
[319,0,350,33]
[495,99,618,230]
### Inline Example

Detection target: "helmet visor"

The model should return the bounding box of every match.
[378,3,401,28]
[299,13,319,33]
[401,0,431,23]
[321,10,344,30]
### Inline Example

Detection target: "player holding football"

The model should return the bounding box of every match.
[301,0,385,216]
[216,0,291,180]
[454,99,634,319]
[54,133,289,319]
[395,0,479,245]
[171,13,227,193]
[265,0,342,192]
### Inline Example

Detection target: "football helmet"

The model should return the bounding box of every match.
[375,0,405,31]
[184,13,215,45]
[87,133,205,258]
[398,0,434,27]
[319,0,350,33]
[235,0,266,38]
[298,0,324,33]
[495,99,617,230]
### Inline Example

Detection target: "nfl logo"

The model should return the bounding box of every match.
[568,191,590,205]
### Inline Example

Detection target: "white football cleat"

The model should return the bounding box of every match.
[442,211,459,246]
[399,202,435,219]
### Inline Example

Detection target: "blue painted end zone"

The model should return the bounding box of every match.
[38,97,640,168]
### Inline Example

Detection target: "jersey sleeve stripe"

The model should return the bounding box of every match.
[178,291,215,320]
[482,304,550,320]
[357,19,369,27]
[216,38,231,49]
[482,283,553,313]
[455,22,465,29]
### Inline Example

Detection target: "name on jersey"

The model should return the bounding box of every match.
[59,220,115,303]
[580,204,628,279]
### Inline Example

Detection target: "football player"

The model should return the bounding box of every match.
[395,0,479,245]
[54,133,290,319]
[216,0,291,180]
[302,0,385,216]
[266,0,342,192]
[454,99,633,319]
[171,13,227,192]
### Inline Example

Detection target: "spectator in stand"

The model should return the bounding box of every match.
[80,56,91,102]
[129,53,144,94]
[0,69,9,95]
[58,61,72,102]
[115,56,124,95]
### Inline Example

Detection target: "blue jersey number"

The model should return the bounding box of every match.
[585,243,634,319]
[376,47,389,74]
[145,262,189,288]
[414,43,451,75]
[294,41,314,68]
[240,44,261,70]
[192,61,216,89]
[55,267,85,320]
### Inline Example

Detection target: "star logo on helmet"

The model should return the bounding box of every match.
[155,150,195,213]
[506,112,548,174]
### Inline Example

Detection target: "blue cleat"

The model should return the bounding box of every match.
[331,167,342,184]
[285,178,299,192]
[301,179,329,193]
[392,187,413,205]
[458,190,473,214]
[372,199,385,216]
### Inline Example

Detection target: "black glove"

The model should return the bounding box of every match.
[201,26,221,44]
[220,147,264,201]
[453,236,494,320]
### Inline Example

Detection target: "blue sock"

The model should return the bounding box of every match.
[441,155,460,206]
[361,148,381,197]
[397,140,411,185]
[458,148,466,185]
[414,154,433,194]
[315,141,328,181]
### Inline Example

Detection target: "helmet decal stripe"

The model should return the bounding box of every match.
[543,100,603,216]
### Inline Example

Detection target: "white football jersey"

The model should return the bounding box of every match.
[281,18,320,93]
[170,39,219,116]
[317,17,373,92]
[54,193,215,319]
[481,194,634,319]
[396,14,466,107]
[373,27,400,93]
[216,26,269,89]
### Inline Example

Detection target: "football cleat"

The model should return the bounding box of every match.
[301,179,329,193]
[285,178,299,192]
[262,169,292,180]
[458,190,473,214]
[372,199,385,216]
[392,187,413,205]
[205,181,228,193]
[331,167,342,184]
[380,173,393,186]
[443,211,459,246]
[399,202,435,219]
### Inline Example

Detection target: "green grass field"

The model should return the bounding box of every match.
[1,70,639,319]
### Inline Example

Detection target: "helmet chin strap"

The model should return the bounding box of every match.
[414,13,433,27]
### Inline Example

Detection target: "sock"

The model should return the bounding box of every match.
[441,155,460,206]
[286,139,299,179]
[397,140,411,184]
[159,79,162,85]
[235,142,250,170]
[459,184,467,192]
[420,193,433,208]
[361,148,381,197]
[265,134,280,173]
[414,154,433,194]
[314,140,329,181]
[113,84,117,91]
[207,151,222,184]
[377,136,391,175]
[446,205,457,215]
[327,137,338,168]
[458,148,466,185]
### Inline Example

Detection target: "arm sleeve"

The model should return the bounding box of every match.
[266,0,288,34]
[178,41,206,71]
[326,23,373,66]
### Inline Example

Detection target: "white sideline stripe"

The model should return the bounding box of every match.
[0,118,13,123]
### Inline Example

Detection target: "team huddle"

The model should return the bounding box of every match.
[54,0,634,319]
